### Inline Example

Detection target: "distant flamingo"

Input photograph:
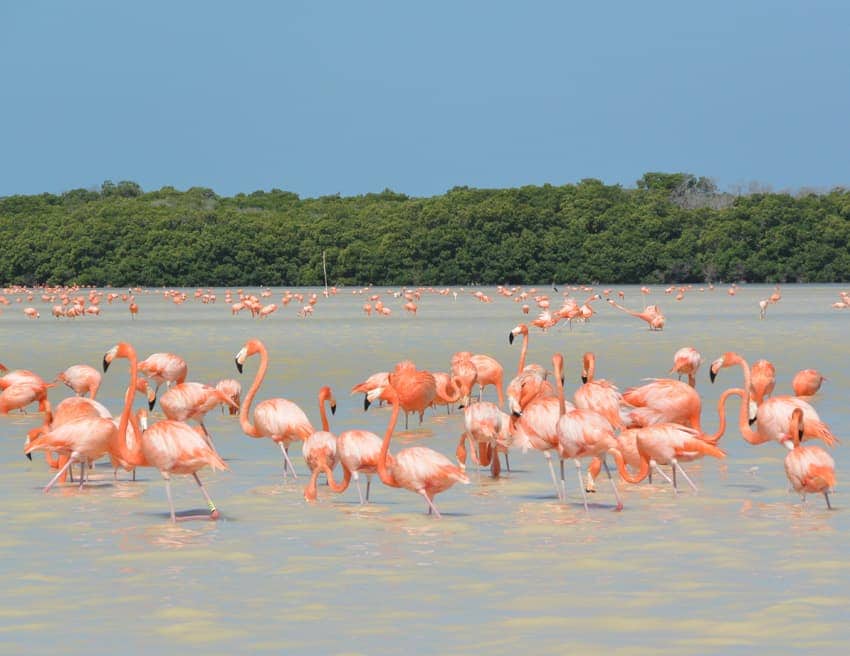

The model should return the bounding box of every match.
[129,297,138,319]
[791,369,826,398]
[749,359,776,405]
[24,307,39,319]
[709,352,837,447]
[758,299,769,319]
[783,408,836,509]
[215,379,242,415]
[159,382,239,442]
[670,347,702,388]
[139,352,188,405]
[574,352,625,429]
[235,338,314,480]
[607,299,665,330]
[55,364,101,398]
[367,382,469,518]
[302,386,338,502]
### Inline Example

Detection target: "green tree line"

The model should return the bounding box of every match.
[2,173,849,286]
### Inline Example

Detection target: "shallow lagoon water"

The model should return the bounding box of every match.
[1,284,848,655]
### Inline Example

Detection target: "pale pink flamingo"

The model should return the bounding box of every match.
[622,378,702,431]
[159,382,239,442]
[670,347,702,388]
[431,371,473,414]
[509,354,572,501]
[607,299,665,330]
[791,369,826,398]
[709,352,837,447]
[613,423,726,493]
[749,359,776,405]
[351,371,389,408]
[574,352,625,429]
[783,408,836,509]
[215,378,242,415]
[139,352,188,405]
[302,386,338,501]
[235,338,313,480]
[55,364,102,398]
[0,382,51,415]
[453,351,504,407]
[455,401,511,478]
[128,298,138,319]
[332,428,389,504]
[24,307,39,319]
[366,382,469,518]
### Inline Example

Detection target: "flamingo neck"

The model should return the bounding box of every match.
[730,357,762,444]
[610,446,648,484]
[319,397,330,432]
[239,343,267,438]
[377,392,401,488]
[327,463,351,493]
[554,355,565,416]
[112,348,145,466]
[517,331,528,374]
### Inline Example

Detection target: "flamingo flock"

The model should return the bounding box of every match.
[2,282,844,523]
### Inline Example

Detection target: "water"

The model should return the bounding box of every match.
[1,284,848,655]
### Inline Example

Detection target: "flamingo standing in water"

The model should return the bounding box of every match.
[302,386,339,502]
[709,352,838,447]
[369,360,436,429]
[159,382,239,443]
[670,347,702,388]
[54,364,102,398]
[574,352,625,429]
[606,299,665,330]
[366,382,468,518]
[783,408,836,509]
[622,378,702,431]
[455,401,511,478]
[749,359,776,405]
[215,378,242,415]
[332,426,389,504]
[138,352,188,406]
[453,351,504,407]
[235,338,313,480]
[0,382,51,415]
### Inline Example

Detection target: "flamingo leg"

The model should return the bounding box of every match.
[651,461,674,486]
[198,421,214,448]
[193,472,220,519]
[503,451,511,472]
[163,473,176,523]
[419,489,441,518]
[78,461,87,489]
[672,459,698,493]
[278,442,298,481]
[574,459,589,512]
[824,491,833,510]
[44,456,77,494]
[543,452,562,501]
[365,475,372,502]
[132,468,136,482]
[352,471,364,504]
[602,458,623,511]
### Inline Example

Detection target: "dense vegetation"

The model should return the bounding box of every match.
[2,173,849,286]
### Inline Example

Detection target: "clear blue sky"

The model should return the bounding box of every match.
[2,0,849,198]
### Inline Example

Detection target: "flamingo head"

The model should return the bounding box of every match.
[235,339,263,373]
[103,342,135,372]
[709,352,741,382]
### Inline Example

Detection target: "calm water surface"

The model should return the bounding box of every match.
[1,285,848,655]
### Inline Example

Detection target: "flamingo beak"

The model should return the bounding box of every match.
[363,395,371,411]
[235,359,243,374]
[581,375,588,384]
[26,452,32,461]
[330,403,336,416]
[508,332,515,345]
[709,368,717,383]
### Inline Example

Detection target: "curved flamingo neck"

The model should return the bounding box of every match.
[611,446,649,484]
[727,355,763,444]
[327,463,351,493]
[377,391,401,488]
[584,354,596,383]
[318,394,331,432]
[239,342,267,438]
[705,387,744,442]
[113,346,144,465]
[517,330,529,374]
[554,354,565,416]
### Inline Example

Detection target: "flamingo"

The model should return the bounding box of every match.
[54,364,102,398]
[0,382,51,415]
[370,360,436,429]
[366,382,469,518]
[783,408,836,509]
[138,352,188,405]
[159,382,239,442]
[622,378,702,431]
[750,359,776,405]
[455,401,511,478]
[709,352,838,447]
[215,378,242,415]
[431,371,473,414]
[332,428,389,504]
[574,352,625,429]
[302,386,338,502]
[453,351,504,407]
[606,298,665,330]
[791,369,826,398]
[350,371,389,408]
[670,347,703,388]
[235,338,313,480]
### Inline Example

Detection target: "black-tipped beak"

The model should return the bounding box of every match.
[749,416,757,427]
[235,358,243,374]
[457,404,465,410]
[26,453,32,461]
[148,397,156,411]
[581,375,588,384]
[103,357,110,373]
[709,369,717,383]
[511,410,522,418]
[508,332,514,345]
[364,395,371,411]
[330,403,336,416]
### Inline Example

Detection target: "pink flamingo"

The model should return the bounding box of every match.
[366,382,469,518]
[709,352,837,447]
[749,359,776,405]
[332,428,389,504]
[235,338,313,480]
[574,352,625,429]
[351,371,389,408]
[139,352,188,405]
[607,299,665,330]
[455,401,511,478]
[215,379,242,415]
[159,382,239,442]
[431,370,473,414]
[791,369,827,398]
[54,364,102,398]
[670,347,702,388]
[371,360,436,429]
[453,351,504,407]
[302,386,339,502]
[784,408,836,509]
[622,378,702,431]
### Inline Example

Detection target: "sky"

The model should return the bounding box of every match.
[2,0,849,199]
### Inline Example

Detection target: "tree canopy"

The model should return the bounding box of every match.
[2,174,848,286]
